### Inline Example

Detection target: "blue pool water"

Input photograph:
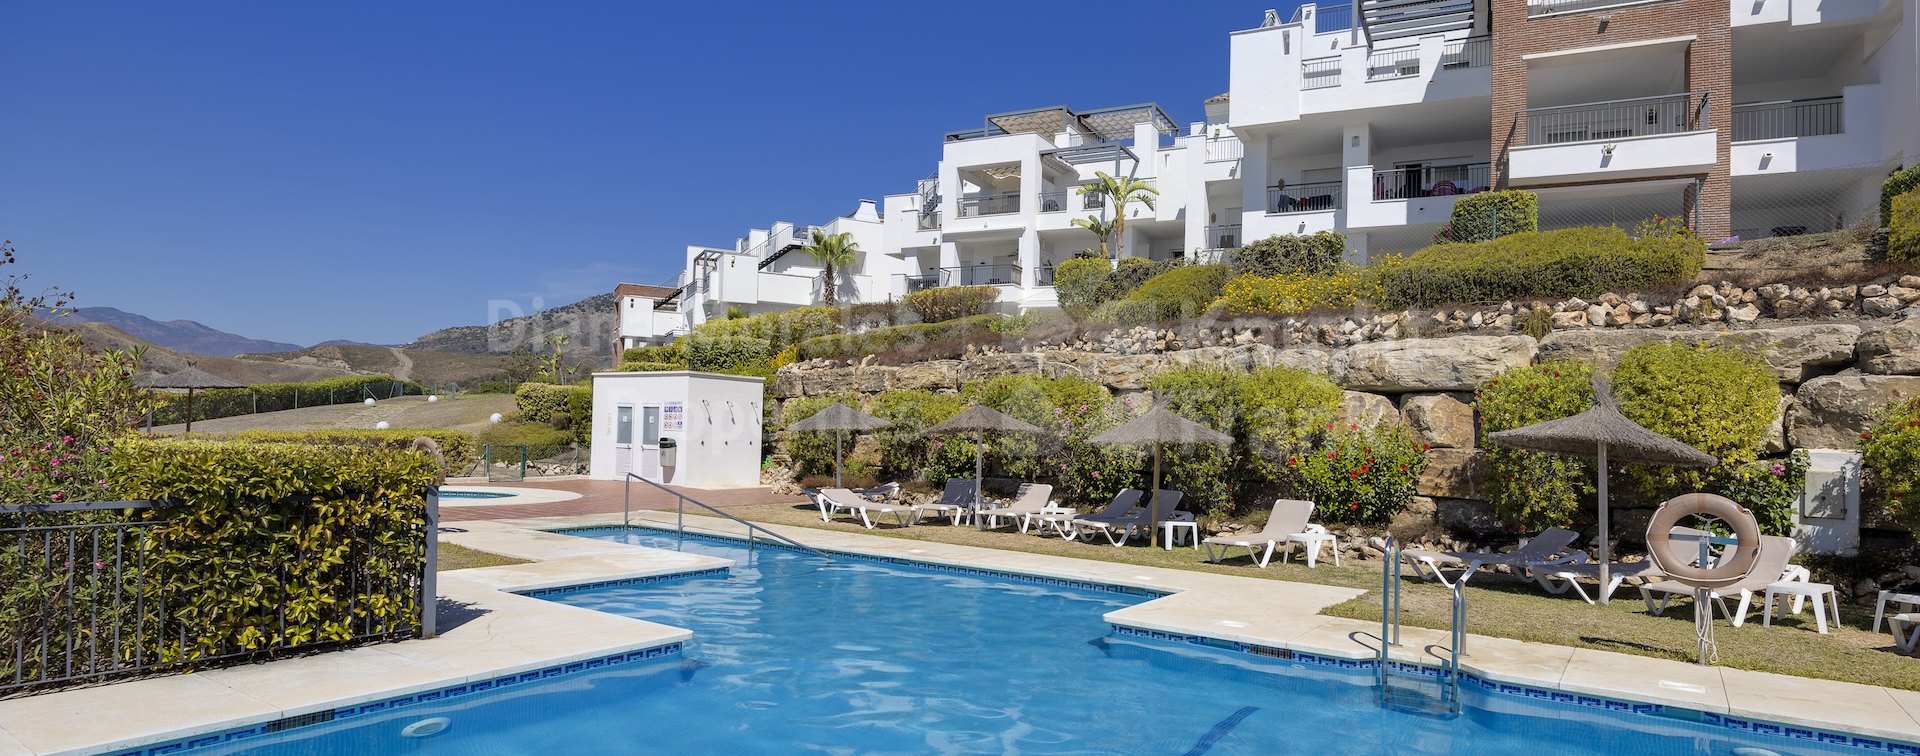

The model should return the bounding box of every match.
[186,528,1884,755]
[438,489,514,500]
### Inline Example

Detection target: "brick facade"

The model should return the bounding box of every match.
[1489,0,1733,238]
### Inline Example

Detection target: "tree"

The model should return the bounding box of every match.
[542,333,571,385]
[1075,172,1158,259]
[801,228,859,306]
[1070,215,1115,259]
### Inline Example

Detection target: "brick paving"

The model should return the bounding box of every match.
[439,478,805,523]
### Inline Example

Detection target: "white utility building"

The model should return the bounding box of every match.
[589,371,765,489]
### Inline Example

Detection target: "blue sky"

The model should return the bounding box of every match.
[2,2,1275,346]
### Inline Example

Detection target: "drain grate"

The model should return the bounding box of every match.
[264,710,335,733]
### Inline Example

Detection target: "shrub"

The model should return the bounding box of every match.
[795,314,1000,360]
[1090,298,1164,325]
[685,335,773,376]
[566,386,592,445]
[1231,232,1347,277]
[1861,396,1920,531]
[226,429,479,477]
[1718,451,1808,537]
[965,375,1140,507]
[1123,264,1233,321]
[1633,214,1696,240]
[903,286,1000,323]
[1515,308,1555,340]
[865,390,968,483]
[1477,361,1598,531]
[1239,367,1344,487]
[1211,266,1372,316]
[1147,368,1244,518]
[1884,164,1920,225]
[1614,343,1778,498]
[1293,423,1428,525]
[514,382,585,424]
[1434,190,1537,243]
[776,396,859,478]
[619,360,683,372]
[1105,257,1178,300]
[691,306,839,351]
[1889,192,1920,264]
[110,438,432,658]
[1373,226,1704,308]
[621,343,685,366]
[989,311,1067,336]
[151,374,420,426]
[477,421,575,460]
[1054,257,1113,316]
[843,301,908,330]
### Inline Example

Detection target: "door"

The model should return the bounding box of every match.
[614,405,634,477]
[639,406,663,480]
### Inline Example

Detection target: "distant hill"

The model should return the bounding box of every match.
[241,344,514,387]
[51,319,354,385]
[64,306,305,356]
[405,291,617,363]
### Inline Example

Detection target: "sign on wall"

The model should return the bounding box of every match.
[663,402,685,432]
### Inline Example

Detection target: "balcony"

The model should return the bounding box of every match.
[1366,47,1421,81]
[1733,97,1843,141]
[1205,137,1245,163]
[1038,190,1070,213]
[1269,181,1343,214]
[1439,37,1489,70]
[1508,92,1717,186]
[1527,0,1675,17]
[957,192,1021,218]
[1521,92,1709,146]
[1205,224,1243,249]
[942,264,1024,287]
[1373,163,1491,200]
[1293,2,1354,33]
[900,273,941,293]
[1302,58,1342,90]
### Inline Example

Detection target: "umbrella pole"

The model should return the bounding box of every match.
[974,429,985,530]
[185,388,195,435]
[835,430,843,488]
[1597,442,1610,606]
[1150,442,1162,548]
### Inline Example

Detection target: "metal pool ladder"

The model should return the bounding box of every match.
[1376,535,1464,716]
[623,473,831,560]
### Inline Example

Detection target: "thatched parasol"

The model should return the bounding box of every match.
[1487,372,1715,604]
[922,405,1048,527]
[787,402,891,487]
[136,364,244,434]
[1089,402,1233,547]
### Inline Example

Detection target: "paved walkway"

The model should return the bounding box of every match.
[438,479,805,523]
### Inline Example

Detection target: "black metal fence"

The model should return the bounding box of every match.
[0,495,437,696]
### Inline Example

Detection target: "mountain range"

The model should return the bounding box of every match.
[63,307,308,356]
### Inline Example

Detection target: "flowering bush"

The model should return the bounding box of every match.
[1293,422,1428,525]
[1717,451,1807,537]
[1477,361,1598,531]
[1862,397,1920,531]
[1210,265,1375,316]
[0,243,147,505]
[1633,214,1696,240]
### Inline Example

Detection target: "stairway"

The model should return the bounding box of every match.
[1376,536,1465,716]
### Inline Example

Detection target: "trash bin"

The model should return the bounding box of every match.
[659,437,678,468]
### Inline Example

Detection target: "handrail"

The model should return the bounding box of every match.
[623,473,831,560]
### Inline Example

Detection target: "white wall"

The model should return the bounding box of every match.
[590,371,765,489]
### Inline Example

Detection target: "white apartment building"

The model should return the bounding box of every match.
[620,0,1917,351]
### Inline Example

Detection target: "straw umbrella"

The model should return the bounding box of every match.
[136,364,244,434]
[787,402,891,487]
[921,404,1047,527]
[1088,403,1233,547]
[1486,373,1715,605]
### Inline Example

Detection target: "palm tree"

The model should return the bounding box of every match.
[1075,172,1158,259]
[1070,215,1115,258]
[801,228,858,306]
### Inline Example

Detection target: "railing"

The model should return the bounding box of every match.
[1440,36,1490,69]
[917,210,943,231]
[1269,181,1343,213]
[1375,535,1463,715]
[1205,137,1244,162]
[1372,163,1492,200]
[624,473,829,559]
[1521,91,1709,146]
[1367,47,1421,80]
[899,273,941,293]
[1205,223,1242,249]
[1034,265,1055,286]
[1302,58,1342,90]
[1038,190,1070,213]
[1527,0,1670,15]
[0,495,436,695]
[1733,96,1843,141]
[1191,247,1233,265]
[956,191,1021,218]
[1312,3,1354,32]
[1080,191,1106,210]
[943,264,1023,286]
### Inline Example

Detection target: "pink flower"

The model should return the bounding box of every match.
[1769,463,1786,477]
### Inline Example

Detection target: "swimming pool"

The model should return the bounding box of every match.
[437,489,515,500]
[157,528,1895,754]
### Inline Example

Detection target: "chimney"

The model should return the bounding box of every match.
[853,199,881,221]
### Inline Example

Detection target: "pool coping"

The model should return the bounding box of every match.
[9,511,1920,753]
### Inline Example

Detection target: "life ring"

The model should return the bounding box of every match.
[1644,493,1762,588]
[410,436,447,485]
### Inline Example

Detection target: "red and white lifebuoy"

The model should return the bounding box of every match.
[1645,493,1762,588]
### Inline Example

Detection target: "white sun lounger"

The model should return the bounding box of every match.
[1400,527,1581,588]
[1202,499,1329,568]
[979,483,1062,532]
[914,479,979,525]
[1638,535,1800,627]
[1069,490,1180,546]
[1525,527,1715,604]
[817,488,922,530]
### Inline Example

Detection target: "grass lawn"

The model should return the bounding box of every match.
[437,542,528,571]
[726,501,1920,692]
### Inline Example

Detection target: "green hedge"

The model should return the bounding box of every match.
[109,438,432,660]
[618,360,683,372]
[903,286,1000,323]
[1477,361,1599,531]
[514,382,588,424]
[225,428,479,476]
[686,335,773,375]
[795,314,1000,360]
[1614,342,1779,498]
[1121,263,1233,321]
[477,421,576,460]
[1232,232,1346,277]
[1055,257,1113,315]
[844,301,908,330]
[1372,226,1704,308]
[1890,192,1920,263]
[152,374,420,425]
[1435,190,1538,243]
[1864,396,1920,531]
[621,343,685,366]
[1884,165,1920,225]
[691,306,839,351]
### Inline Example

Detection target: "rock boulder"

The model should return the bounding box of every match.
[1787,374,1920,450]
[1336,335,1536,392]
[1537,324,1859,382]
[1401,392,1477,448]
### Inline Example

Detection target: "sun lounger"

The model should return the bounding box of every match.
[1400,527,1581,588]
[979,483,1062,532]
[1069,490,1181,546]
[1638,535,1799,626]
[1525,527,1712,604]
[917,479,978,525]
[817,488,922,530]
[1027,489,1143,539]
[1202,499,1329,568]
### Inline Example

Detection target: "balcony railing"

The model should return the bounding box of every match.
[1527,0,1670,16]
[1367,47,1421,80]
[1034,264,1055,286]
[956,191,1021,218]
[899,273,941,293]
[917,211,943,231]
[1080,191,1105,210]
[1269,181,1343,213]
[1308,3,1354,32]
[1372,163,1492,200]
[942,264,1023,286]
[1206,137,1245,162]
[1520,92,1709,146]
[1302,58,1342,90]
[1191,247,1233,265]
[1440,37,1490,69]
[1733,97,1843,141]
[1039,190,1070,213]
[1205,224,1243,249]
